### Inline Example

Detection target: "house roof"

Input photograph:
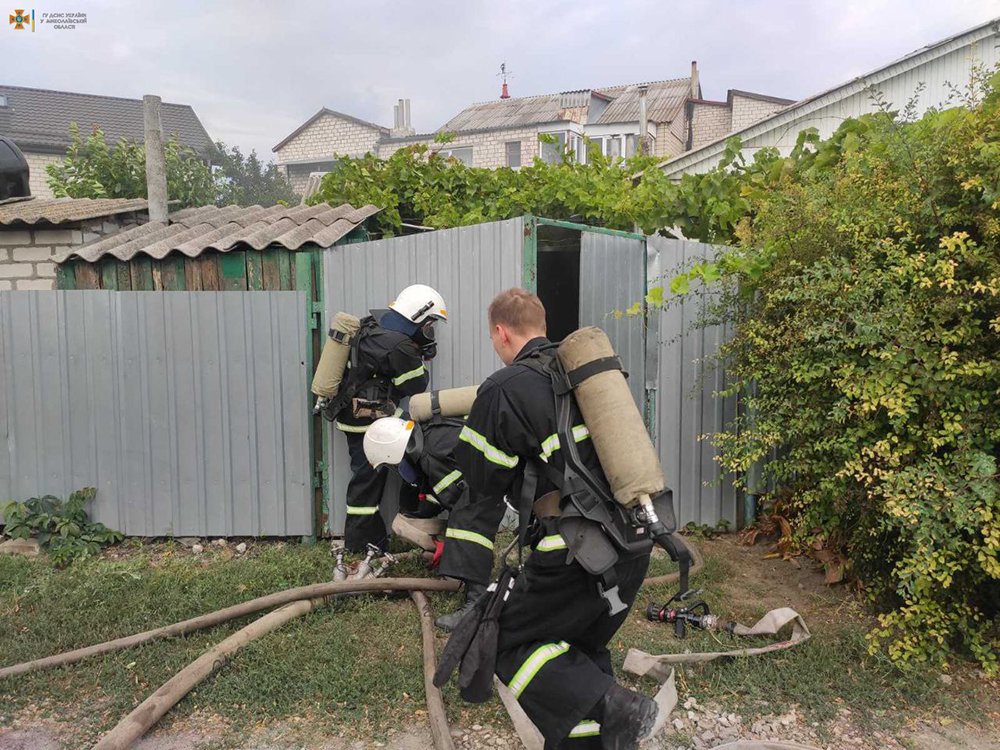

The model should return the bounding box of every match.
[439,78,695,133]
[56,202,379,263]
[272,108,389,152]
[660,17,1000,176]
[0,196,149,226]
[0,85,213,157]
[593,78,693,124]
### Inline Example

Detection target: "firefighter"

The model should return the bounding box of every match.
[454,288,657,750]
[329,284,447,552]
[363,415,505,631]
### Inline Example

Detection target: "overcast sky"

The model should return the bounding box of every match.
[3,1,998,158]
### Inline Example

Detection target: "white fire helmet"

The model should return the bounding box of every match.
[363,417,416,469]
[390,284,448,324]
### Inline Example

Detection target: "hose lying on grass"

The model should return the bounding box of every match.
[0,577,460,680]
[410,591,455,750]
[91,596,326,750]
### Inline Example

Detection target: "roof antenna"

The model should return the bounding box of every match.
[497,62,512,99]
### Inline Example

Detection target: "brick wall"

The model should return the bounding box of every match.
[379,126,544,169]
[0,215,142,290]
[690,103,732,150]
[23,152,65,200]
[730,94,788,132]
[656,120,685,158]
[275,113,384,166]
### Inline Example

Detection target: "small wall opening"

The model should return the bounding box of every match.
[536,224,580,341]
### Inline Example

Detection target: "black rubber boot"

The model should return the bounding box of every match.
[434,581,487,632]
[598,683,658,750]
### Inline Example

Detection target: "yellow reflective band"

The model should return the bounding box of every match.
[445,527,494,550]
[424,493,441,505]
[459,426,519,469]
[568,721,601,738]
[335,421,369,433]
[346,505,379,515]
[508,641,570,698]
[393,365,426,386]
[433,470,463,495]
[538,425,591,460]
[536,534,567,552]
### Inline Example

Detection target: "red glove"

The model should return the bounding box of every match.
[430,539,444,569]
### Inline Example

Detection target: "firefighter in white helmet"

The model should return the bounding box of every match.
[327,284,448,552]
[364,416,504,631]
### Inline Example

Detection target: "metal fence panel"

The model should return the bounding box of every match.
[648,237,739,527]
[322,218,525,534]
[578,232,647,408]
[0,290,311,536]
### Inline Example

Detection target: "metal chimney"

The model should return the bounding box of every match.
[143,95,169,223]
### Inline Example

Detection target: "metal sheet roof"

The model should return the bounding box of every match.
[57,202,379,263]
[0,197,148,225]
[594,78,692,124]
[0,85,213,156]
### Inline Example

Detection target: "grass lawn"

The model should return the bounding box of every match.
[0,536,996,749]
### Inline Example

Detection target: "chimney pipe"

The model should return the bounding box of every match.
[500,82,510,100]
[690,60,699,99]
[637,85,649,156]
[404,98,411,129]
[143,95,169,223]
[393,100,400,130]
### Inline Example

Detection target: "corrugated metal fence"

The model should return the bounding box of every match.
[0,291,312,536]
[322,218,525,534]
[649,236,738,526]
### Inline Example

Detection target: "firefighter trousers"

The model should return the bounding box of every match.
[437,487,506,587]
[495,522,650,749]
[343,431,389,552]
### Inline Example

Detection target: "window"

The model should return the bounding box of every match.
[607,136,621,159]
[624,134,638,158]
[0,95,7,107]
[505,141,521,169]
[539,132,567,164]
[440,146,473,166]
[572,135,585,164]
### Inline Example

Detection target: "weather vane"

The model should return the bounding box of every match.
[498,62,513,99]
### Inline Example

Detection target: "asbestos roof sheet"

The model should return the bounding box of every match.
[0,197,148,225]
[594,78,692,124]
[57,202,379,263]
[439,93,568,131]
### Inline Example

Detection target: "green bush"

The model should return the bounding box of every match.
[2,488,123,566]
[708,73,1000,672]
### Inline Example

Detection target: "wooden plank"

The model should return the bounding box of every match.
[246,250,264,290]
[198,255,222,291]
[152,264,163,291]
[261,249,281,290]
[130,257,154,291]
[100,259,118,290]
[278,250,293,290]
[117,262,132,291]
[159,256,186,290]
[74,263,100,289]
[220,251,247,291]
[184,257,202,290]
[56,264,76,290]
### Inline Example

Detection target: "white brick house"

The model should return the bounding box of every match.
[273,65,792,197]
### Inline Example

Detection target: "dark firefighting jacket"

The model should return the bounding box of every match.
[334,313,429,432]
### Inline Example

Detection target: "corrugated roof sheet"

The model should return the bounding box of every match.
[594,78,692,124]
[440,93,568,132]
[56,203,379,263]
[0,85,213,156]
[0,197,148,225]
[436,78,693,133]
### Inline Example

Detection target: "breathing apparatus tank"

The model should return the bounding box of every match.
[409,385,479,422]
[556,327,684,587]
[311,312,361,399]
